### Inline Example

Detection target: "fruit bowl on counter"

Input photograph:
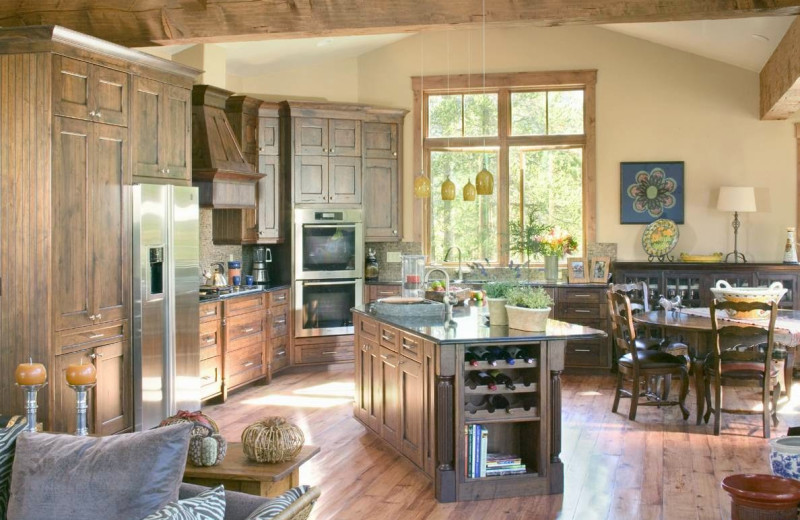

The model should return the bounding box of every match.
[425,284,472,304]
[709,280,787,319]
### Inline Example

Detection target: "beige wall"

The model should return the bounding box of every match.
[357,25,796,262]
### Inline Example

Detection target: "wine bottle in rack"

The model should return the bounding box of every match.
[508,347,534,364]
[489,346,515,365]
[476,348,498,366]
[520,394,536,411]
[464,350,480,366]
[465,371,497,390]
[488,370,516,390]
[487,394,511,413]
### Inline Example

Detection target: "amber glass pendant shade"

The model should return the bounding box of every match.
[463,180,476,201]
[476,167,494,195]
[441,177,456,200]
[413,173,431,198]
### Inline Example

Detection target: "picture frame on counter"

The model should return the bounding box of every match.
[567,257,588,283]
[590,256,610,283]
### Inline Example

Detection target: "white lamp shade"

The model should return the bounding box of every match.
[717,186,756,213]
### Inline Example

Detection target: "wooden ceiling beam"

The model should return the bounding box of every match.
[2,1,800,47]
[761,17,800,120]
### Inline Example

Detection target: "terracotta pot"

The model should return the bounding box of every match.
[722,473,800,520]
[505,305,551,331]
[486,298,508,326]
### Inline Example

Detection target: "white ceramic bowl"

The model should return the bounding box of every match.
[709,280,787,319]
[770,436,800,480]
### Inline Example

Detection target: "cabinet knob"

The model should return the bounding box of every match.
[330,148,335,153]
[89,352,104,359]
[95,111,102,119]
[165,168,170,174]
[95,313,102,321]
[89,111,96,117]
[89,314,96,321]
[322,148,327,153]
[393,230,398,235]
[393,152,397,157]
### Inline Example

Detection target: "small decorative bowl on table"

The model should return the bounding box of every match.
[709,280,788,319]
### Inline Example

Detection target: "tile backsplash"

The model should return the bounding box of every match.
[368,241,424,282]
[199,208,243,282]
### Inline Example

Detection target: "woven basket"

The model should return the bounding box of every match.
[710,280,787,319]
[241,417,305,463]
[159,410,220,437]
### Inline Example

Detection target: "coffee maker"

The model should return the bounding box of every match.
[252,246,272,285]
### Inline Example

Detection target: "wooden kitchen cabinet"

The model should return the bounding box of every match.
[294,117,361,157]
[53,55,128,127]
[52,332,132,436]
[52,117,128,331]
[363,111,406,241]
[294,155,361,204]
[366,284,402,302]
[131,76,192,183]
[555,287,610,369]
[399,353,424,468]
[379,346,401,448]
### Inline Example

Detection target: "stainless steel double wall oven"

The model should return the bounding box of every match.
[293,209,363,337]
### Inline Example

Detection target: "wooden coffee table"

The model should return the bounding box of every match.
[183,442,320,498]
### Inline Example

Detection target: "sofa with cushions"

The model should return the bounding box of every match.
[0,418,319,520]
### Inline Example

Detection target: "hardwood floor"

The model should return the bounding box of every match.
[202,365,796,520]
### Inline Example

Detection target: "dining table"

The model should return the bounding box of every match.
[632,308,800,424]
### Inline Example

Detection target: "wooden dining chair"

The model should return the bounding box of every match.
[609,291,690,421]
[703,299,781,438]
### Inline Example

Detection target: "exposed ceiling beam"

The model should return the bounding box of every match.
[761,17,800,119]
[1,1,800,48]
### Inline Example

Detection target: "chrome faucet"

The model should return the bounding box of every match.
[425,268,453,322]
[444,246,464,281]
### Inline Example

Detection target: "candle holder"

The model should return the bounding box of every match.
[68,383,96,436]
[16,383,46,433]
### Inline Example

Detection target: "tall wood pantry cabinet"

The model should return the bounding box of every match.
[0,26,198,433]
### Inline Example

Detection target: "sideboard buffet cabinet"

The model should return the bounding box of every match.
[352,303,606,502]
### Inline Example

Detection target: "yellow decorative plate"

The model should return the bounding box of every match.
[679,252,724,263]
[642,218,679,258]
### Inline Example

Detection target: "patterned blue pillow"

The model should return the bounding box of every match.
[0,416,27,519]
[244,486,310,520]
[142,485,225,520]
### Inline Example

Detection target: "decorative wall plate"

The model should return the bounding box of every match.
[642,218,679,261]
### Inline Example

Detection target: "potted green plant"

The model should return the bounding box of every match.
[504,286,554,331]
[484,280,516,326]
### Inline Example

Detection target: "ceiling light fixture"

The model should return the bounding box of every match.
[476,0,494,196]
[414,33,431,199]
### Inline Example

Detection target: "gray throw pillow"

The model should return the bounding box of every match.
[0,416,27,519]
[244,486,309,520]
[6,422,193,520]
[142,485,225,520]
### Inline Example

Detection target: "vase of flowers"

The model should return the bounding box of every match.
[535,227,578,282]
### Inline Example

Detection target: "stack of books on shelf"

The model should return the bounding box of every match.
[465,424,527,478]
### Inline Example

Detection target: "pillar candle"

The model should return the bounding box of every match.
[15,362,46,385]
[66,361,96,386]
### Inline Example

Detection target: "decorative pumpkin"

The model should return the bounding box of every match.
[159,410,220,437]
[188,427,228,467]
[241,417,305,463]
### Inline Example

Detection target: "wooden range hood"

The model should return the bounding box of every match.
[191,84,263,208]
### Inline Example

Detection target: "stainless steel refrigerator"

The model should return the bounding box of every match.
[133,184,201,431]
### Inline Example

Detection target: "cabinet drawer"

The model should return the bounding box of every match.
[199,320,222,357]
[399,332,422,363]
[200,356,222,399]
[565,339,608,367]
[298,344,354,364]
[270,304,289,337]
[558,304,607,321]
[200,302,222,322]
[226,311,265,342]
[369,284,401,302]
[268,289,290,306]
[358,316,379,340]
[224,293,266,317]
[56,321,127,355]
[271,335,289,372]
[379,324,399,352]
[226,342,265,388]
[557,288,605,304]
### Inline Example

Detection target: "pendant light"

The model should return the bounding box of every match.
[441,177,456,200]
[414,33,431,199]
[463,180,476,201]
[475,0,494,196]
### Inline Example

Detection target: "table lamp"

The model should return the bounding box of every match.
[717,186,756,263]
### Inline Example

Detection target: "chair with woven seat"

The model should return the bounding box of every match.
[702,299,781,438]
[609,291,691,420]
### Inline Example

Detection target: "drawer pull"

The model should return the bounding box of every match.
[574,309,592,314]
[378,291,396,295]
[402,343,417,350]
[274,294,287,302]
[203,337,214,343]
[380,354,389,359]
[322,351,337,355]
[203,310,216,316]
[242,361,255,367]
[88,333,104,339]
[276,350,287,357]
[574,349,592,352]
[381,332,395,341]
[571,294,592,298]
[273,318,286,326]
[242,327,255,333]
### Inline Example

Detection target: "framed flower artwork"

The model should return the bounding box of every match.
[620,161,684,224]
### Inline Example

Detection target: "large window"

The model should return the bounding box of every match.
[413,71,597,266]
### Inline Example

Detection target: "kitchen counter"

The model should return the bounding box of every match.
[199,284,290,302]
[351,302,605,345]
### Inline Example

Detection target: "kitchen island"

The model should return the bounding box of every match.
[351,303,606,502]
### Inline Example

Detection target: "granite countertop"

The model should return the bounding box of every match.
[199,284,290,303]
[351,302,606,345]
[366,279,606,288]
